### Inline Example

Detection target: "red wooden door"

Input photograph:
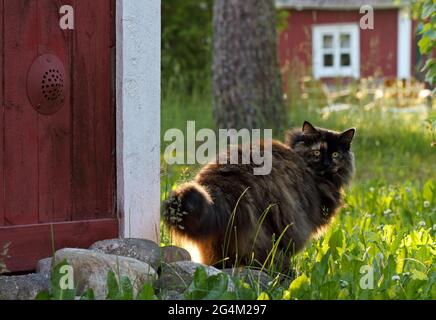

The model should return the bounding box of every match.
[0,0,117,272]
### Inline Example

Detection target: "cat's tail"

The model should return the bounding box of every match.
[163,182,218,239]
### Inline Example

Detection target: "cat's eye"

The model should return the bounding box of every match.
[332,152,339,158]
[313,150,321,156]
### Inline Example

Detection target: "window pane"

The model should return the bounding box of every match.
[340,34,351,48]
[341,53,351,66]
[322,35,333,49]
[323,54,334,67]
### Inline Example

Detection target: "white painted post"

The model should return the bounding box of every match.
[397,7,412,79]
[116,0,161,241]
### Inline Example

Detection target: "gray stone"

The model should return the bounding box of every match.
[55,248,157,300]
[161,246,191,264]
[0,273,50,300]
[36,257,53,276]
[160,289,185,300]
[89,238,161,269]
[223,268,272,290]
[157,261,232,293]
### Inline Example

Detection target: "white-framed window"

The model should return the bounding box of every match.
[312,24,360,79]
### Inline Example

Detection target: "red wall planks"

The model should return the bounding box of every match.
[0,0,4,227]
[279,9,399,79]
[71,0,116,220]
[0,0,116,272]
[0,219,118,272]
[3,0,40,226]
[37,0,72,224]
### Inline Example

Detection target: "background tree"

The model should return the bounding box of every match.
[162,0,214,91]
[212,0,286,130]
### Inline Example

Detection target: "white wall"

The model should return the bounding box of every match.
[397,7,412,79]
[116,0,161,241]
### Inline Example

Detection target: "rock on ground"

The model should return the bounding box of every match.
[161,246,191,264]
[36,257,52,276]
[89,238,161,269]
[156,261,231,294]
[55,248,157,300]
[0,273,50,300]
[160,290,185,300]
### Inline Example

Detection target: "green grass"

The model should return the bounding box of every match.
[161,88,436,299]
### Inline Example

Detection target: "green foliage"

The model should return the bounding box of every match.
[161,179,436,300]
[161,82,436,299]
[0,242,10,274]
[184,267,271,300]
[162,0,214,90]
[425,112,436,146]
[286,182,436,299]
[185,267,235,300]
[137,283,159,300]
[162,1,290,91]
[35,261,158,300]
[35,260,77,300]
[414,0,436,88]
[106,270,158,300]
[276,10,290,33]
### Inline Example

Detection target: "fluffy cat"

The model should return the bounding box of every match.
[164,121,355,269]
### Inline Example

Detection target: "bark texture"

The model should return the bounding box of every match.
[212,0,285,130]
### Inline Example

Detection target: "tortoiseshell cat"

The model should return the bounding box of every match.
[164,121,355,269]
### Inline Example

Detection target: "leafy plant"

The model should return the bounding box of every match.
[162,0,214,90]
[184,267,235,300]
[36,260,159,300]
[425,113,436,146]
[0,242,10,274]
[35,260,78,300]
[161,83,436,299]
[106,270,158,300]
[414,0,436,88]
[184,267,275,300]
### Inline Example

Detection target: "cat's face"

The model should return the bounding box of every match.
[288,121,355,179]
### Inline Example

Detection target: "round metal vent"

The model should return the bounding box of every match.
[27,54,67,115]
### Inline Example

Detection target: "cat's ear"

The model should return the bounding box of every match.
[302,121,320,137]
[339,128,356,146]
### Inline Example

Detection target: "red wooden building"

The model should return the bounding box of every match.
[0,0,161,273]
[277,0,421,80]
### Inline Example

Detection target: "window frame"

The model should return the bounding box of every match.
[312,23,360,79]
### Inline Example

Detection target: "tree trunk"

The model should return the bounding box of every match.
[212,0,285,130]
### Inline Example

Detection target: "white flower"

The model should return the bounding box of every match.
[369,187,375,193]
[383,209,392,216]
[423,201,430,208]
[392,275,400,281]
[340,280,349,288]
[406,187,412,193]
[418,220,426,227]
[416,211,421,216]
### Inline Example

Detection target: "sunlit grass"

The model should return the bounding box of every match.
[160,87,436,299]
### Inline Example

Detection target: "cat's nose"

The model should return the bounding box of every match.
[323,160,331,167]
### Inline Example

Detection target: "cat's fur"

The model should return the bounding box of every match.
[164,121,355,269]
